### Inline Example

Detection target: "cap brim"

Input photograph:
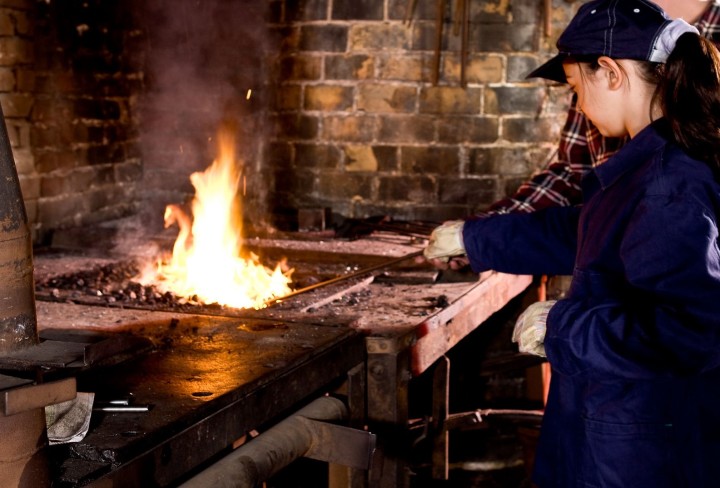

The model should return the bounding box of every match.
[526,54,568,83]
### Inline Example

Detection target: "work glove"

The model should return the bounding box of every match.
[512,300,557,357]
[423,220,466,261]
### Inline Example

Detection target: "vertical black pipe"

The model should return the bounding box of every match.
[0,104,37,353]
[0,106,49,487]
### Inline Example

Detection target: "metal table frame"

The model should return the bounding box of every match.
[364,271,532,487]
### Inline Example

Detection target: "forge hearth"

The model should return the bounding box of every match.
[29,227,533,487]
[34,250,383,314]
[33,229,451,321]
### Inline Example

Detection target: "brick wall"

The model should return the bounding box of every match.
[29,0,143,243]
[2,0,269,242]
[0,0,581,241]
[0,0,36,232]
[266,0,578,228]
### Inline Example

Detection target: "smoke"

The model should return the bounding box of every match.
[131,0,272,239]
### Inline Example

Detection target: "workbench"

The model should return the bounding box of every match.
[36,305,365,486]
[31,232,533,487]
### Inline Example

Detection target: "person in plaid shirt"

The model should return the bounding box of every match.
[486,0,720,215]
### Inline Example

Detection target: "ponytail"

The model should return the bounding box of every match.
[660,33,720,178]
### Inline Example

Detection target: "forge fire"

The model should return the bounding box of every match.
[136,127,294,310]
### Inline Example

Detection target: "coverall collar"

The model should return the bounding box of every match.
[593,118,669,190]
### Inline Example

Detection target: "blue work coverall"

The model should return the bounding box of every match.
[462,119,720,487]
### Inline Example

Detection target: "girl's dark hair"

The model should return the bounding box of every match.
[657,32,720,178]
[575,34,720,178]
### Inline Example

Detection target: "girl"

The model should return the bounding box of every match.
[425,0,720,486]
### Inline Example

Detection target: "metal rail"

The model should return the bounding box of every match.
[265,249,424,307]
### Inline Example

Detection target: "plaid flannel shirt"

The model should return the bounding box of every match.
[485,1,720,215]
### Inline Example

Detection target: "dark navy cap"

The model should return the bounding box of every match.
[527,0,678,83]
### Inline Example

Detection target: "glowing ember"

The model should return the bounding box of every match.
[139,127,293,309]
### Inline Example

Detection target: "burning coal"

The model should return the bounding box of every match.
[137,126,293,309]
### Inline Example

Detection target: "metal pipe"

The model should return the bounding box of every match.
[0,104,37,353]
[0,408,50,487]
[0,105,49,488]
[180,396,350,488]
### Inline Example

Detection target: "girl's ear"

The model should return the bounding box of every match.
[597,56,624,90]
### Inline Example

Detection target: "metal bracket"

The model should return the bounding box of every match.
[301,417,376,470]
[429,355,544,480]
[1,376,76,416]
[0,333,154,370]
[180,396,376,488]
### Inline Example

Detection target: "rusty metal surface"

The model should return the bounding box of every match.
[0,372,33,390]
[43,309,364,487]
[303,418,376,470]
[2,377,76,416]
[411,271,533,376]
[0,407,51,487]
[0,104,38,354]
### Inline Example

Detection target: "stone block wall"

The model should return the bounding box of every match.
[3,0,145,243]
[0,0,583,240]
[0,0,268,242]
[266,0,578,227]
[0,0,36,230]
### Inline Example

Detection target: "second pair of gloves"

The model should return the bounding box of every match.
[512,300,557,357]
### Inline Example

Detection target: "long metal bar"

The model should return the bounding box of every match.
[544,0,552,37]
[300,276,375,313]
[404,0,418,25]
[431,356,450,480]
[432,0,446,85]
[266,249,424,306]
[460,0,469,87]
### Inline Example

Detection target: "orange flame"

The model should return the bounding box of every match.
[142,128,292,309]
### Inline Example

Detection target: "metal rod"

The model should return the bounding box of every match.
[404,0,418,25]
[460,0,469,87]
[300,276,375,313]
[453,0,462,35]
[431,356,450,480]
[265,249,424,306]
[93,406,151,412]
[108,399,130,405]
[364,221,436,239]
[544,0,553,38]
[433,0,446,85]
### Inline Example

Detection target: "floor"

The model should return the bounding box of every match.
[407,419,539,488]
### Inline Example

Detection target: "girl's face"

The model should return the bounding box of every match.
[563,61,627,138]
